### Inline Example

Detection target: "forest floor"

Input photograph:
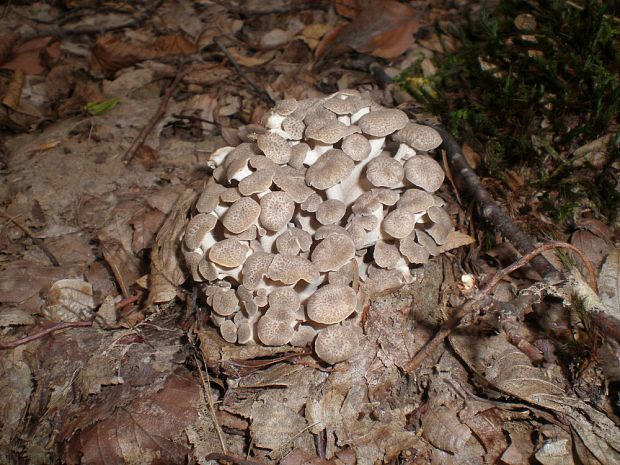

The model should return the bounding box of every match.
[0,1,619,464]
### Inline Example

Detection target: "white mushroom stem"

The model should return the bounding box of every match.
[394,143,417,162]
[350,106,371,124]
[209,146,235,168]
[266,112,286,130]
[303,144,333,166]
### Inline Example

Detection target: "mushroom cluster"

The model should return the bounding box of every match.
[182,90,451,364]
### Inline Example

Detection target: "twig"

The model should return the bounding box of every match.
[13,0,164,41]
[0,212,60,266]
[194,355,228,454]
[0,320,93,350]
[114,291,143,312]
[432,125,558,280]
[481,241,597,294]
[205,452,268,465]
[213,37,275,107]
[121,65,190,164]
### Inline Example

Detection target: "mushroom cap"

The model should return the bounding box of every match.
[305,119,349,145]
[374,240,402,269]
[268,287,301,312]
[305,149,354,190]
[404,155,445,192]
[397,189,435,213]
[289,143,309,169]
[426,206,452,245]
[282,116,305,140]
[366,155,405,188]
[275,227,313,255]
[259,191,295,231]
[219,319,238,343]
[222,197,261,234]
[400,233,430,264]
[394,123,443,152]
[241,252,274,290]
[300,192,323,213]
[290,325,318,347]
[257,315,295,346]
[209,238,250,268]
[184,213,217,250]
[238,168,275,196]
[342,133,371,161]
[212,287,239,316]
[416,229,439,256]
[315,199,346,225]
[196,183,226,213]
[273,98,298,116]
[311,233,356,272]
[314,323,359,364]
[257,132,292,164]
[323,93,362,115]
[307,283,356,324]
[273,167,315,203]
[382,208,418,239]
[220,187,242,204]
[267,254,320,285]
[358,109,409,137]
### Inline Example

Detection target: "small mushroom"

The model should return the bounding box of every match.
[358,109,409,137]
[222,197,261,234]
[314,323,359,364]
[257,132,292,164]
[241,252,274,290]
[382,209,418,239]
[209,238,250,268]
[267,254,320,285]
[184,213,217,250]
[404,155,445,193]
[305,149,354,190]
[311,233,356,272]
[259,191,295,232]
[275,227,313,255]
[307,284,356,324]
[366,155,404,188]
[212,287,239,316]
[238,168,275,196]
[394,123,443,152]
[342,133,371,161]
[315,199,346,225]
[257,315,295,346]
[219,319,238,343]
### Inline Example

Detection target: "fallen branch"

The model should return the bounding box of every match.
[121,65,190,164]
[213,37,275,107]
[0,320,93,350]
[0,212,60,266]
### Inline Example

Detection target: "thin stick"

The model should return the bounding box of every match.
[0,212,60,266]
[481,241,597,294]
[213,37,275,107]
[205,453,268,465]
[0,320,93,350]
[194,355,227,453]
[121,65,190,164]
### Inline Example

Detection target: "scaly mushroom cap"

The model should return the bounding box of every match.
[305,119,349,145]
[268,287,300,312]
[358,109,409,137]
[259,191,295,231]
[282,116,305,140]
[382,209,418,239]
[342,133,371,161]
[315,199,346,225]
[275,227,313,255]
[305,149,354,190]
[267,254,320,285]
[257,315,295,346]
[241,252,274,290]
[426,206,452,245]
[397,189,435,213]
[394,123,443,152]
[300,192,323,213]
[399,233,430,264]
[257,132,292,164]
[222,197,261,234]
[212,288,239,316]
[196,183,226,213]
[314,324,359,364]
[184,213,217,250]
[366,155,404,188]
[404,155,445,193]
[238,168,275,196]
[273,167,314,203]
[307,284,356,324]
[374,240,402,269]
[209,238,250,268]
[311,233,356,272]
[219,319,238,343]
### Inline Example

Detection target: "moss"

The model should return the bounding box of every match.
[399,0,620,228]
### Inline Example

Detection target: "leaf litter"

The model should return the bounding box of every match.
[0,0,619,464]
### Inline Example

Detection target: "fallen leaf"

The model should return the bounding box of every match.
[599,248,620,319]
[2,69,24,110]
[0,32,21,65]
[1,36,60,75]
[315,0,421,63]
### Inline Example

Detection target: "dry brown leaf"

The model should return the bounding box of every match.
[42,278,96,322]
[0,32,21,65]
[130,207,166,253]
[90,36,155,75]
[0,36,60,75]
[334,0,360,19]
[100,237,141,298]
[2,69,24,110]
[228,47,276,67]
[152,34,197,55]
[570,229,611,271]
[438,230,475,253]
[133,144,160,170]
[315,0,420,62]
[45,64,77,102]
